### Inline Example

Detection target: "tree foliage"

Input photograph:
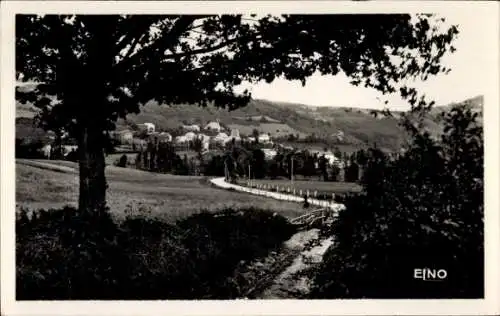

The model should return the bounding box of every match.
[311,102,483,298]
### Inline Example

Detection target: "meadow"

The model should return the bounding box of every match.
[16,159,306,223]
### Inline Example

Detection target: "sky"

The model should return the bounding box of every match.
[235,12,489,110]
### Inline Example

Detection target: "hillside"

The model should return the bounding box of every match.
[15,82,483,152]
[116,96,483,151]
[117,99,397,149]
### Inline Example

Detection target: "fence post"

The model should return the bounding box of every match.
[306,190,310,197]
[299,190,302,196]
[332,193,335,201]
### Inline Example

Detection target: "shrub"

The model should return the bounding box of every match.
[65,149,78,162]
[116,154,128,167]
[16,207,125,299]
[16,206,296,300]
[311,104,484,298]
[15,138,46,159]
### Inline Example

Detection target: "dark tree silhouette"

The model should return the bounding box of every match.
[251,148,266,179]
[191,137,204,161]
[252,128,260,144]
[16,14,458,214]
[318,155,329,181]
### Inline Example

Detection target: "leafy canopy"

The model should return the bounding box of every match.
[16,14,458,134]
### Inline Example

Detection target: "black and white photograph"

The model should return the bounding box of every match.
[1,1,499,315]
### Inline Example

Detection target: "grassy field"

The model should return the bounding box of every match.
[16,159,306,223]
[238,179,363,196]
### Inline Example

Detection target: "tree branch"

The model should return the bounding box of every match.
[113,16,205,72]
[163,33,261,60]
[121,33,147,61]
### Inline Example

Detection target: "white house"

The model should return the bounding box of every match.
[262,148,278,160]
[138,122,155,134]
[258,133,271,143]
[197,133,211,143]
[230,129,240,138]
[202,141,210,152]
[40,144,52,159]
[175,135,188,144]
[324,153,340,165]
[157,132,173,142]
[184,132,197,142]
[213,132,229,144]
[205,120,223,132]
[182,124,201,132]
[312,150,340,165]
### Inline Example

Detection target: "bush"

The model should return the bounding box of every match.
[15,139,46,159]
[16,207,124,299]
[116,154,128,167]
[65,149,78,162]
[311,104,484,298]
[16,206,296,300]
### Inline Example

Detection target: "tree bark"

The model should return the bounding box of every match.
[78,125,107,214]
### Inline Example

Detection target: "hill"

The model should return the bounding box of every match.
[116,96,483,151]
[15,82,483,152]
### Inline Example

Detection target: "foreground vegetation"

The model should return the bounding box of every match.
[17,206,297,300]
[310,102,484,298]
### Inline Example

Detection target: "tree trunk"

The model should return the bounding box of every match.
[78,125,107,214]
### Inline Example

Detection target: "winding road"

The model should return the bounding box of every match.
[209,177,345,212]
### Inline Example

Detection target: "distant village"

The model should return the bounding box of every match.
[114,120,267,151]
[17,114,388,183]
[107,119,343,165]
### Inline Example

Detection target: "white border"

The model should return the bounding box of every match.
[1,1,499,316]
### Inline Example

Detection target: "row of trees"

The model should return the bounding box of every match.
[129,129,395,184]
[133,142,192,175]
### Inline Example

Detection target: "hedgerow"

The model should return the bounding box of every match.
[16,206,296,300]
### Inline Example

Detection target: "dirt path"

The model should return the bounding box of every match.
[236,229,333,299]
[258,231,333,299]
